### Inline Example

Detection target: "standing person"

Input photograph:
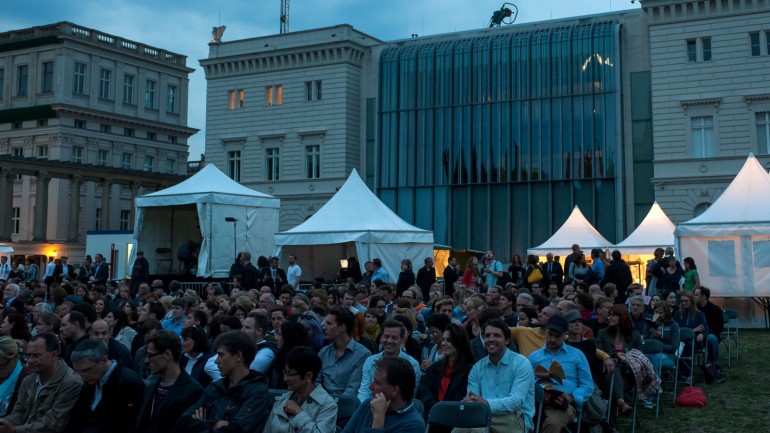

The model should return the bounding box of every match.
[542,253,564,290]
[286,255,302,289]
[603,250,633,303]
[0,257,10,281]
[563,244,581,284]
[396,259,416,297]
[239,252,259,291]
[259,257,287,294]
[23,259,39,285]
[682,257,701,293]
[455,319,535,433]
[91,254,109,286]
[415,257,437,301]
[480,251,504,291]
[361,261,375,287]
[135,330,204,433]
[461,256,482,292]
[507,254,526,287]
[657,256,684,295]
[523,255,544,289]
[0,333,83,433]
[55,256,76,283]
[646,248,665,297]
[342,357,424,433]
[264,347,338,433]
[442,257,460,297]
[173,331,270,433]
[371,258,390,284]
[318,307,371,397]
[66,339,146,433]
[589,249,605,284]
[43,257,56,285]
[130,252,150,294]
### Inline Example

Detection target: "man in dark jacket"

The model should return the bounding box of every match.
[173,331,269,433]
[136,330,203,433]
[66,340,145,433]
[258,257,286,294]
[130,252,150,294]
[238,251,259,291]
[603,250,633,303]
[415,257,437,301]
[442,257,459,297]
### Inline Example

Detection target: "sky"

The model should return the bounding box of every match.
[5,0,640,160]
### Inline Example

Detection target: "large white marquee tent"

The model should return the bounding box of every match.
[528,206,612,257]
[614,201,676,254]
[134,164,280,278]
[273,169,434,281]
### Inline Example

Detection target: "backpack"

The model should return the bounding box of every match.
[700,362,726,384]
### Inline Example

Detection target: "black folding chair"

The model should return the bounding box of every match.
[331,394,359,433]
[426,401,491,432]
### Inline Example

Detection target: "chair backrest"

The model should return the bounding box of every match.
[724,309,738,320]
[679,327,694,342]
[332,395,359,420]
[642,338,663,354]
[722,312,730,324]
[427,402,491,429]
[411,398,424,417]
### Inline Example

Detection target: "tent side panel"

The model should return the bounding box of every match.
[366,242,434,284]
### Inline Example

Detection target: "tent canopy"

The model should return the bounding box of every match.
[613,202,675,255]
[134,164,280,278]
[528,206,612,257]
[0,245,13,254]
[675,154,770,297]
[274,169,434,280]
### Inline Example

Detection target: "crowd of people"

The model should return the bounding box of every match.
[0,245,726,433]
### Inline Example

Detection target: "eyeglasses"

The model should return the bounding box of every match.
[146,351,166,359]
[283,369,300,377]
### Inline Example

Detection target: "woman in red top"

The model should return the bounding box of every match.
[418,323,474,432]
[461,256,482,291]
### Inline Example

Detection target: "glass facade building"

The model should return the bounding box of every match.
[377,21,622,258]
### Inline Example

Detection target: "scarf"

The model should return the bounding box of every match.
[0,360,23,416]
[365,323,381,343]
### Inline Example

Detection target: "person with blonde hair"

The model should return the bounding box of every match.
[0,337,25,417]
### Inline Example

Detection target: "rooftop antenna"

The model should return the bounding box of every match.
[489,2,518,27]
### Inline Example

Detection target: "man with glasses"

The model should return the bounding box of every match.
[318,306,370,397]
[135,330,203,433]
[0,333,82,433]
[66,339,145,433]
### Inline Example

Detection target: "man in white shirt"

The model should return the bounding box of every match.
[0,257,10,281]
[43,257,56,284]
[286,254,302,289]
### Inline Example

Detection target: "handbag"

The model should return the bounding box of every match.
[527,268,544,284]
[675,386,707,407]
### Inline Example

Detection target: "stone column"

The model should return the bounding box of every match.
[32,173,51,242]
[0,170,14,242]
[101,178,112,230]
[68,175,81,242]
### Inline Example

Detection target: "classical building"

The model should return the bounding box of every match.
[0,22,197,262]
[202,1,770,259]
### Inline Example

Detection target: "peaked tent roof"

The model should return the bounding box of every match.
[528,206,612,256]
[614,202,675,254]
[275,169,433,244]
[136,164,279,208]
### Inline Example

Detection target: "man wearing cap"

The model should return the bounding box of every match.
[529,315,594,433]
[259,257,286,294]
[130,252,150,294]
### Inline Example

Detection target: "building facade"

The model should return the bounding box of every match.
[0,22,196,261]
[642,0,770,221]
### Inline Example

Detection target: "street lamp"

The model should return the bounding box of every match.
[225,217,238,262]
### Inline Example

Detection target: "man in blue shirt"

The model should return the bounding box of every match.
[481,250,504,290]
[529,315,594,433]
[456,318,534,433]
[358,320,421,403]
[342,357,424,433]
[371,258,390,283]
[318,306,371,397]
[161,298,187,336]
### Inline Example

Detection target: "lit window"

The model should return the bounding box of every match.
[145,79,156,108]
[123,74,135,104]
[306,145,320,179]
[757,112,770,154]
[99,68,111,99]
[691,116,715,158]
[41,61,54,93]
[73,62,87,94]
[72,146,84,163]
[227,150,241,182]
[266,148,280,180]
[266,85,282,106]
[16,65,28,97]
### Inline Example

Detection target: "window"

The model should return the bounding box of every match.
[687,40,697,63]
[11,208,20,234]
[306,145,320,178]
[123,74,135,104]
[316,80,322,100]
[305,81,323,101]
[691,116,715,158]
[0,69,4,99]
[72,146,84,163]
[11,148,22,157]
[751,32,761,57]
[119,210,130,230]
[168,135,177,144]
[97,149,109,166]
[37,146,48,158]
[146,132,156,141]
[227,150,241,182]
[227,89,244,109]
[166,159,176,174]
[757,112,770,154]
[122,152,133,169]
[767,31,770,58]
[41,61,54,93]
[73,62,87,94]
[12,122,22,130]
[167,85,177,113]
[144,79,156,108]
[143,155,154,172]
[37,119,48,127]
[98,68,111,99]
[702,37,712,61]
[266,85,282,106]
[305,81,312,101]
[16,65,28,96]
[266,148,280,180]
[100,124,111,133]
[124,128,134,137]
[95,208,102,231]
[74,119,86,129]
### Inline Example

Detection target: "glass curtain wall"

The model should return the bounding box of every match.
[378,21,620,258]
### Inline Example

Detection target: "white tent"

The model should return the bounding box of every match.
[273,169,434,281]
[675,153,770,297]
[0,245,13,254]
[528,206,612,257]
[134,164,280,278]
[613,202,676,254]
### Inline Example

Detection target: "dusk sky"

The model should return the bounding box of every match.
[5,0,640,159]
